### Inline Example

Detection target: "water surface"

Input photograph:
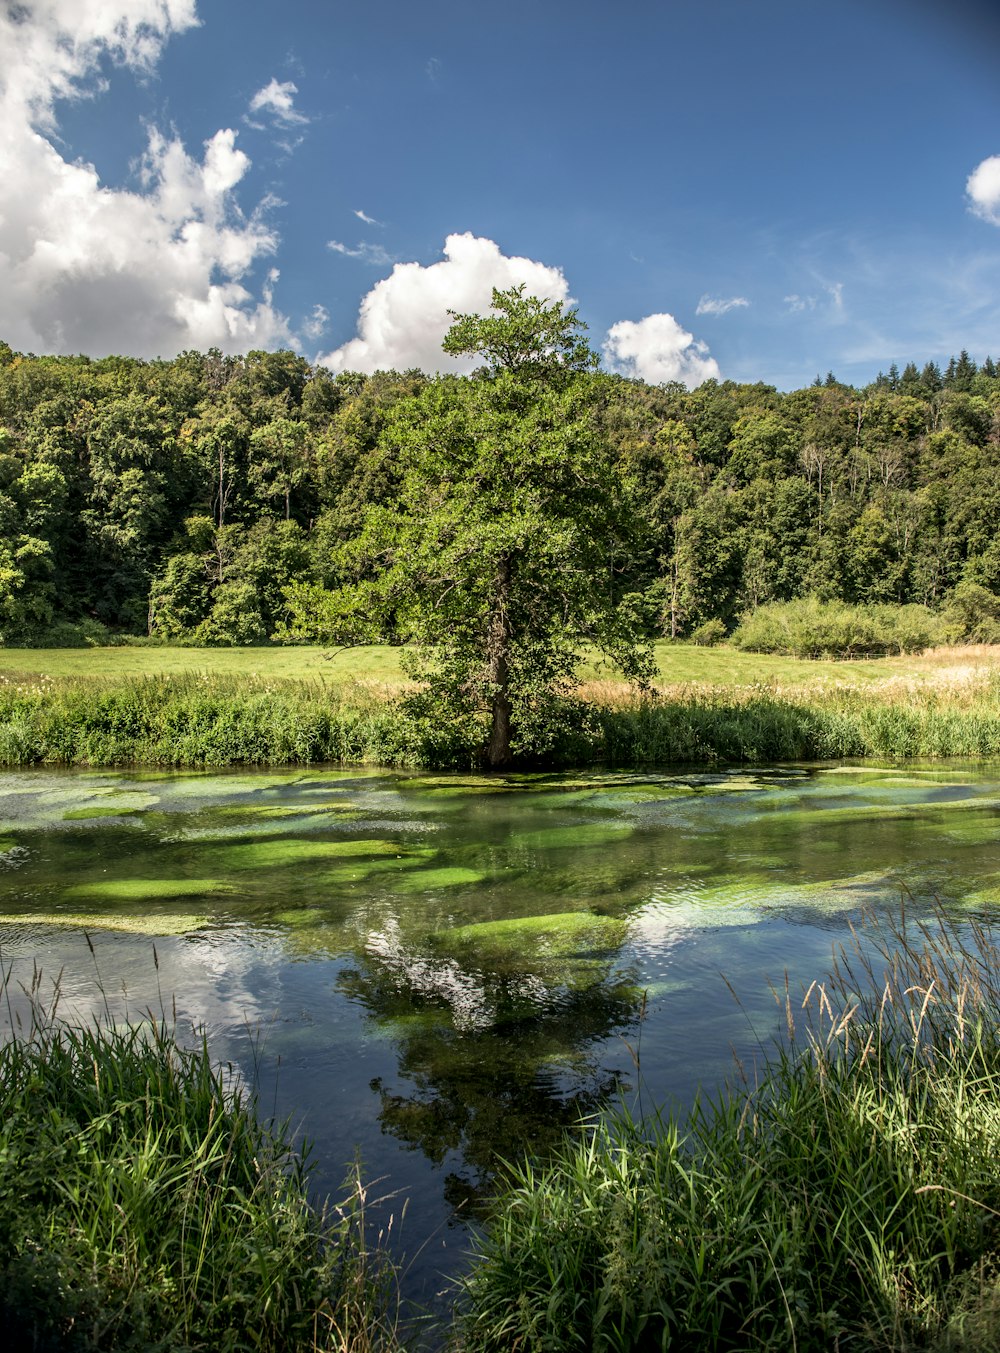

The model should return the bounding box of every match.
[2,761,999,1305]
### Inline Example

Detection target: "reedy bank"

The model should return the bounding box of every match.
[5,668,1000,768]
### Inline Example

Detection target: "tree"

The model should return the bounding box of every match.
[311,287,654,767]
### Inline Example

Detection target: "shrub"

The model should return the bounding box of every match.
[731,596,950,658]
[943,582,1000,644]
[688,617,727,647]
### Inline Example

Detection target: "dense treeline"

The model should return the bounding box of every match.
[3,335,1000,647]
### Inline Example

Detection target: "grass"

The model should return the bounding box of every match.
[6,897,1000,1350]
[0,958,402,1352]
[458,905,1000,1352]
[4,645,1000,769]
[2,640,996,688]
[0,644,410,684]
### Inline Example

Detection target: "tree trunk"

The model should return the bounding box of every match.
[486,559,513,768]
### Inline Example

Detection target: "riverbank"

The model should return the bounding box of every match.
[0,976,400,1352]
[3,650,1000,767]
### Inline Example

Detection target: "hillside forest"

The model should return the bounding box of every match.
[3,335,1000,650]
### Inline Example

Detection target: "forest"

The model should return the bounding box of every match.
[3,330,1000,652]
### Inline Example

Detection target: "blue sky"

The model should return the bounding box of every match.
[2,0,999,389]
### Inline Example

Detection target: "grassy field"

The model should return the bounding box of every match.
[2,640,998,691]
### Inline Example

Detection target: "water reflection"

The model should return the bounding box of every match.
[340,909,643,1209]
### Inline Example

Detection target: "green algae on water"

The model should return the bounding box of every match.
[64,878,233,902]
[435,910,628,957]
[509,823,633,851]
[323,853,434,884]
[211,837,418,871]
[273,907,329,927]
[393,866,488,892]
[0,911,209,935]
[63,805,144,820]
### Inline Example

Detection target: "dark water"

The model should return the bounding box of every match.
[2,762,999,1309]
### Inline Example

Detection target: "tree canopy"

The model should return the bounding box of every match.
[305,287,654,766]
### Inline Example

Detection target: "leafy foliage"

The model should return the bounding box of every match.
[730,597,952,658]
[0,971,400,1352]
[2,327,1000,660]
[314,289,655,765]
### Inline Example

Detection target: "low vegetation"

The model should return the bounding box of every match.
[730,597,952,658]
[0,962,400,1352]
[3,646,1000,769]
[460,907,1000,1351]
[8,908,1000,1351]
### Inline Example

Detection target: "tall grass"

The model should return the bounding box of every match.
[459,906,1000,1351]
[0,673,425,768]
[6,667,1000,769]
[0,957,401,1352]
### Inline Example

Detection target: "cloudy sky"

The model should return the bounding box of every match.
[2,0,999,389]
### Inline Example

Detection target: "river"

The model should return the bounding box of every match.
[1,761,998,1309]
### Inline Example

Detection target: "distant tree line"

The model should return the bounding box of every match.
[2,334,1000,647]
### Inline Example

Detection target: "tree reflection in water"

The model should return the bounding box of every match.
[338,911,644,1213]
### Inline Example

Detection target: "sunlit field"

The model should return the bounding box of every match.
[3,641,999,693]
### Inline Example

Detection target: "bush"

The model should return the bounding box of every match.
[731,596,950,658]
[688,617,727,647]
[943,582,1000,644]
[15,618,122,648]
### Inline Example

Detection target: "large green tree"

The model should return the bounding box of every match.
[301,288,654,766]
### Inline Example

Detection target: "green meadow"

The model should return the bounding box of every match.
[0,639,986,688]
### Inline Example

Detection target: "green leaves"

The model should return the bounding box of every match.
[328,305,653,763]
[442,285,599,382]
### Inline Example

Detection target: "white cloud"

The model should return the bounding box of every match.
[0,1,293,357]
[302,303,329,340]
[696,294,750,317]
[967,155,1000,225]
[318,232,570,374]
[354,208,381,226]
[247,77,308,127]
[3,0,200,129]
[327,240,395,266]
[602,314,720,388]
[783,282,844,316]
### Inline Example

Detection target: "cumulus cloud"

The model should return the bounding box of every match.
[318,232,570,374]
[967,155,1000,225]
[0,1,293,357]
[696,294,749,317]
[354,208,381,226]
[603,314,720,388]
[4,0,200,129]
[327,240,395,266]
[247,77,308,127]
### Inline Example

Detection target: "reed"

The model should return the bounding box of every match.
[5,666,1000,769]
[459,905,1000,1351]
[0,958,402,1352]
